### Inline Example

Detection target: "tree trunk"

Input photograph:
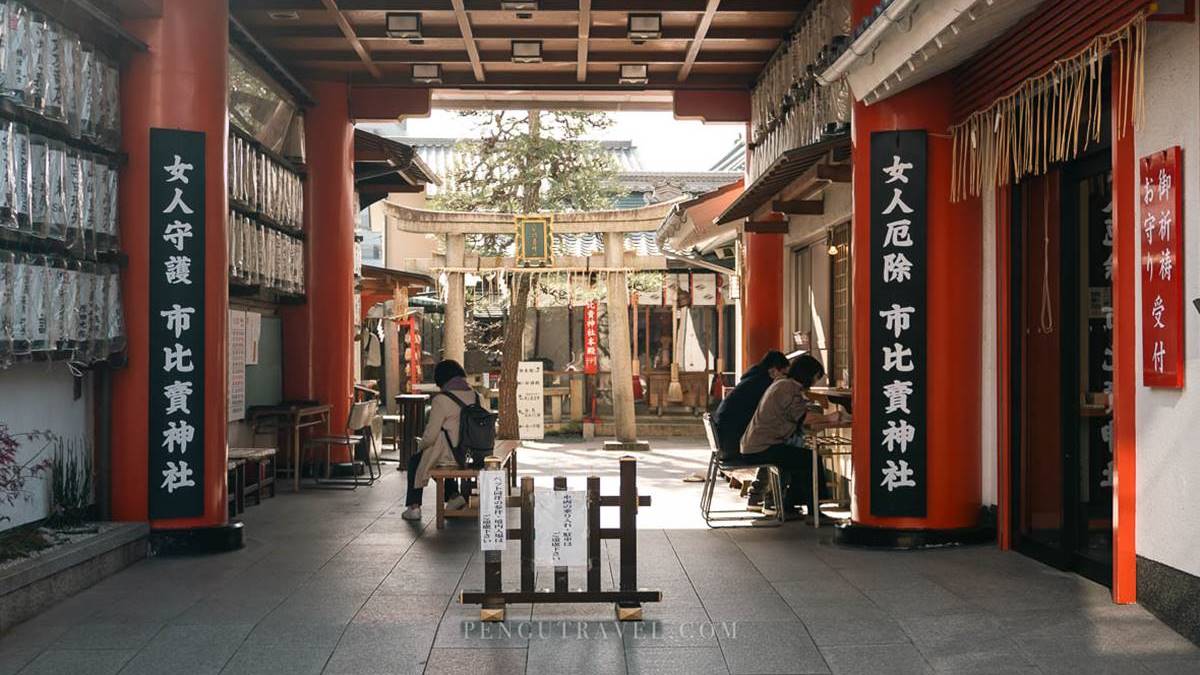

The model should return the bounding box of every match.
[497,274,532,439]
[496,110,541,440]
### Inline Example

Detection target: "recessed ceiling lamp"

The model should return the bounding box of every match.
[386,13,422,40]
[628,14,662,43]
[411,63,443,84]
[619,63,649,85]
[512,40,543,63]
[267,10,299,21]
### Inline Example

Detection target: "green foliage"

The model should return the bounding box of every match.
[48,436,92,528]
[430,110,625,216]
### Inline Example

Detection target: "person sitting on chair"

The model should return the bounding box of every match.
[712,350,790,460]
[401,359,484,521]
[739,354,843,520]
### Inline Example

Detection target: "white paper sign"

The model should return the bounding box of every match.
[516,360,544,440]
[691,274,716,305]
[479,470,508,551]
[534,488,588,567]
[228,309,246,421]
[245,311,261,365]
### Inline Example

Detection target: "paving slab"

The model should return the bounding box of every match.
[0,439,1194,674]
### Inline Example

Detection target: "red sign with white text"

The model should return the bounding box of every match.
[1140,146,1185,388]
[583,301,599,375]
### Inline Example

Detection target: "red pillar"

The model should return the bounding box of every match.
[1110,53,1138,604]
[849,72,983,532]
[741,223,785,371]
[113,0,228,529]
[304,81,356,443]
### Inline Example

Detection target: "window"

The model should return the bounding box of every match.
[829,221,852,387]
[790,246,813,350]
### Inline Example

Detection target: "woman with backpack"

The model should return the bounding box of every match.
[401,359,492,521]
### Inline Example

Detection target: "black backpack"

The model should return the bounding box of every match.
[439,391,498,468]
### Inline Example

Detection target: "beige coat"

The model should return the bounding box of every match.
[740,378,809,455]
[413,388,483,486]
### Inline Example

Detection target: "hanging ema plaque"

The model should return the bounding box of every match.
[515,215,553,267]
[869,130,927,518]
[148,128,206,519]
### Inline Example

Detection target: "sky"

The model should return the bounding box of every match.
[401,109,745,173]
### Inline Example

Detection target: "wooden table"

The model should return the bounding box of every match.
[249,403,332,492]
[809,387,853,413]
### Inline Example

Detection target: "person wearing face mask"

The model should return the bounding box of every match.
[711,350,790,462]
[740,354,845,520]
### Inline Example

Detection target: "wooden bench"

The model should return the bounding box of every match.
[229,447,278,506]
[430,442,518,529]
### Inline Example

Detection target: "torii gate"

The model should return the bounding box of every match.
[384,200,684,447]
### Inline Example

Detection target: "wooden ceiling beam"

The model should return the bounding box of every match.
[677,0,719,82]
[256,24,787,42]
[772,199,823,216]
[577,0,591,83]
[277,48,773,65]
[743,219,789,234]
[234,0,795,10]
[449,0,486,81]
[319,0,381,79]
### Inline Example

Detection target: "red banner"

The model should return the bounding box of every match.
[583,301,599,375]
[1140,146,1185,388]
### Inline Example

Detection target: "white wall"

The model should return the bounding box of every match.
[1134,18,1200,577]
[980,183,998,507]
[782,182,852,371]
[0,363,93,530]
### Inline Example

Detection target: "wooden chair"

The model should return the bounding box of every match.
[699,414,783,527]
[304,399,380,489]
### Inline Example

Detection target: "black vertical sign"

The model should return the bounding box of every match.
[148,128,206,519]
[869,130,927,517]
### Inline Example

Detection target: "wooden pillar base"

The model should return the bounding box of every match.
[615,603,643,621]
[480,607,505,622]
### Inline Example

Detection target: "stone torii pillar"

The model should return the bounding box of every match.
[605,231,648,451]
[444,233,466,366]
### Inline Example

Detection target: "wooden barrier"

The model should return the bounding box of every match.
[460,455,661,621]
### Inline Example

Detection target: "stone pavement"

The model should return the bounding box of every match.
[1,439,1198,674]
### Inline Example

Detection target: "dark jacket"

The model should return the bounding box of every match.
[711,364,774,460]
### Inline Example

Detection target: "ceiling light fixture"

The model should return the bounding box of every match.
[386,13,422,40]
[267,10,300,21]
[619,63,649,85]
[628,14,662,43]
[500,1,539,10]
[512,40,543,63]
[411,63,443,84]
